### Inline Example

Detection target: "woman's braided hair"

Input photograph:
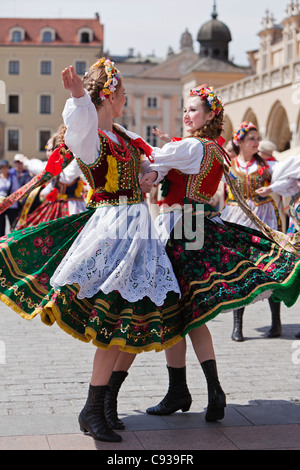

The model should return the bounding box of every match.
[83,57,122,106]
[191,108,224,141]
[51,124,68,158]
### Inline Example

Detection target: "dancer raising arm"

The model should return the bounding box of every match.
[0,58,183,442]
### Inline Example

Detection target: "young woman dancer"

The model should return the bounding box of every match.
[0,58,183,442]
[221,122,283,341]
[256,154,300,338]
[113,85,300,424]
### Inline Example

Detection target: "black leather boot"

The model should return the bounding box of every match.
[201,359,226,422]
[267,298,282,338]
[231,308,245,342]
[146,365,192,415]
[104,371,128,430]
[78,385,122,442]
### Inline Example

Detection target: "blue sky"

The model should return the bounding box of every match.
[0,0,288,65]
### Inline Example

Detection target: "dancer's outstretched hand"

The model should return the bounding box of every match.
[62,65,85,98]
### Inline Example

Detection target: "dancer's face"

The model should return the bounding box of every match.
[183,96,214,134]
[239,130,259,157]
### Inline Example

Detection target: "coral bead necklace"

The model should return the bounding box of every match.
[98,129,131,162]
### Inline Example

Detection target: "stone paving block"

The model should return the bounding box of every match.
[221,424,300,450]
[0,435,49,450]
[132,428,237,450]
[0,295,299,450]
[233,403,300,425]
[47,432,144,450]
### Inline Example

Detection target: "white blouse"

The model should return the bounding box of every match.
[268,155,300,197]
[150,138,204,183]
[49,90,181,305]
[63,90,151,174]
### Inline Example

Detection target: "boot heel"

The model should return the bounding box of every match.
[78,416,88,433]
[181,404,191,412]
[78,385,122,442]
[215,394,226,408]
[146,366,192,416]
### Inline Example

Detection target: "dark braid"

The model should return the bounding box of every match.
[52,124,69,158]
[83,65,122,106]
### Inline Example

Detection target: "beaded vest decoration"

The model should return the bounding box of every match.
[185,138,224,204]
[160,138,224,207]
[226,158,273,207]
[76,127,143,208]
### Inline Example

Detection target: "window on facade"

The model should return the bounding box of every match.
[80,32,90,43]
[39,130,51,152]
[146,126,157,146]
[75,61,86,75]
[8,95,19,114]
[9,61,20,75]
[42,31,53,43]
[11,31,22,42]
[40,95,51,114]
[41,61,51,75]
[8,130,19,151]
[147,97,157,108]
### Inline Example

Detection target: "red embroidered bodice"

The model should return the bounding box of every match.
[160,138,224,206]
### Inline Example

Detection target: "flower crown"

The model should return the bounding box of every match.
[89,57,121,101]
[190,84,223,115]
[232,121,257,146]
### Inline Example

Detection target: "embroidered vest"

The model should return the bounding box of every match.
[226,158,273,206]
[76,128,143,208]
[160,138,224,206]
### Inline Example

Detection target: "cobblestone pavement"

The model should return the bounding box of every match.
[0,296,299,450]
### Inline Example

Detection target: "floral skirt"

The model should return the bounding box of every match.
[0,209,183,353]
[165,213,300,337]
[17,200,71,229]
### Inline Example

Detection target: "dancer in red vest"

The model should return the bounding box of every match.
[122,85,300,423]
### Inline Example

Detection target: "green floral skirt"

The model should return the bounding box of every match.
[0,209,183,353]
[165,214,300,337]
[1,206,299,352]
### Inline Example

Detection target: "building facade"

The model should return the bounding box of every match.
[0,4,249,162]
[217,1,300,151]
[114,6,248,143]
[0,15,103,160]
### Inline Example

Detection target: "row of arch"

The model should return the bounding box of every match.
[223,100,295,152]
